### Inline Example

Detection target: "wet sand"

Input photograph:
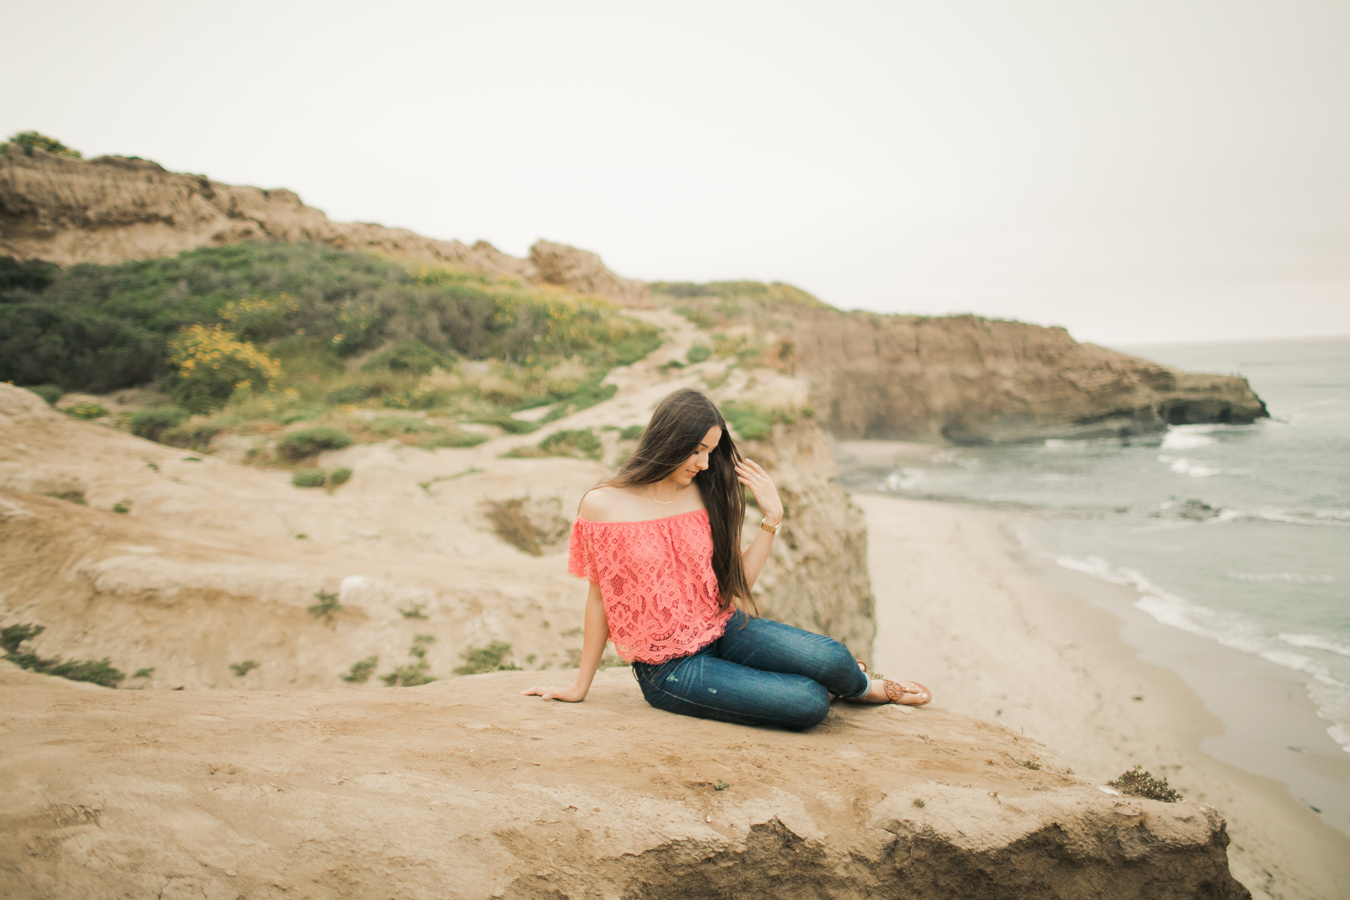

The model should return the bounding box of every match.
[859,493,1350,900]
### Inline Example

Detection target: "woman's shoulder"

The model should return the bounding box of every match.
[577,485,633,523]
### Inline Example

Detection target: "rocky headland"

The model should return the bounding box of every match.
[0,144,1293,896]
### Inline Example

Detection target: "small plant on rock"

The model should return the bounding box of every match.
[1108,766,1182,802]
[382,635,437,687]
[453,640,520,675]
[230,660,259,677]
[308,588,342,623]
[341,655,379,684]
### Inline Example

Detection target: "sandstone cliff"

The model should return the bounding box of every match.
[0,667,1248,900]
[0,147,648,307]
[665,294,1268,443]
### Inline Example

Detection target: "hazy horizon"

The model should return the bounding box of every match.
[5,0,1348,346]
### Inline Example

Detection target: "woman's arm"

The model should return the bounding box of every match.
[736,459,783,591]
[521,580,609,702]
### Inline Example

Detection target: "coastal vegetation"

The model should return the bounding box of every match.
[0,243,659,471]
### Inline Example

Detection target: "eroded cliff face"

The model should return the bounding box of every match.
[0,148,648,306]
[737,420,874,656]
[675,297,1268,443]
[0,667,1248,900]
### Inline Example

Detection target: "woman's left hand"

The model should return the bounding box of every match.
[736,459,784,526]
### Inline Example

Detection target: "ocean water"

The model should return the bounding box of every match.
[841,336,1350,827]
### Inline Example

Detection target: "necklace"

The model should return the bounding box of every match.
[647,482,683,505]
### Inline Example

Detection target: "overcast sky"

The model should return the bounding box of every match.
[6,0,1348,346]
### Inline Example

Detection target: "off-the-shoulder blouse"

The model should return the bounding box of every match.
[567,508,733,664]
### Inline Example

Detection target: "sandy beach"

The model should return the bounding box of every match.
[859,492,1350,900]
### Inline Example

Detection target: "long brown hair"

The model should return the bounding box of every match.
[609,389,754,612]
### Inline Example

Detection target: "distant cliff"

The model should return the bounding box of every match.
[0,147,649,307]
[661,288,1269,444]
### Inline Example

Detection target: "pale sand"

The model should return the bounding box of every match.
[859,494,1350,900]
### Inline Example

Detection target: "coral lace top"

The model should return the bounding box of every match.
[567,508,733,664]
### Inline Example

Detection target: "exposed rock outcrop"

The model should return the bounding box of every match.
[665,294,1269,442]
[0,148,648,306]
[0,668,1249,900]
[793,311,1268,443]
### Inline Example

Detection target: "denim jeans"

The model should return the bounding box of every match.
[630,611,871,731]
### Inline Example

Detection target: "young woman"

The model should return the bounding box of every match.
[521,388,931,731]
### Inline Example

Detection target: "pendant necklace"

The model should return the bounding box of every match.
[648,482,682,505]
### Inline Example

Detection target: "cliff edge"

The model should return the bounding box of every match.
[0,667,1248,900]
[0,147,649,307]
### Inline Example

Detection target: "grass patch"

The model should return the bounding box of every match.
[26,384,62,405]
[619,425,645,441]
[0,623,125,687]
[453,640,520,675]
[308,588,342,623]
[686,343,712,364]
[720,401,810,442]
[482,497,570,555]
[131,406,188,442]
[64,402,109,420]
[112,500,131,514]
[341,655,379,684]
[44,490,87,505]
[133,667,155,678]
[278,426,353,461]
[382,635,437,686]
[1109,766,1182,802]
[229,659,259,677]
[398,603,428,619]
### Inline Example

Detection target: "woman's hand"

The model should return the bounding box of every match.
[520,684,587,702]
[736,458,784,525]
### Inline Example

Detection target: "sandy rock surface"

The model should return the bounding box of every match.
[0,668,1247,900]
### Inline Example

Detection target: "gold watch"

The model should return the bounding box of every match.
[760,517,781,534]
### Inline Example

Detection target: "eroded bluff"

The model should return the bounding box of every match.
[0,669,1248,900]
[0,147,648,306]
[734,302,1268,443]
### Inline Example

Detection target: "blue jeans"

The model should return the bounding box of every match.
[630,611,871,731]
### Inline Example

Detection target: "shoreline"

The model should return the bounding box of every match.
[858,493,1350,900]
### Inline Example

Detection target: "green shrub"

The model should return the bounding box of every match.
[278,427,352,461]
[2,131,81,158]
[65,402,109,420]
[329,466,353,487]
[721,401,805,441]
[25,384,62,405]
[619,425,645,441]
[484,499,543,555]
[453,640,520,675]
[0,623,124,687]
[1,623,43,654]
[112,500,131,514]
[537,428,601,460]
[131,406,189,442]
[471,412,541,434]
[162,420,222,451]
[686,343,712,364]
[362,340,448,376]
[133,667,155,678]
[308,588,342,623]
[229,660,259,676]
[0,255,60,293]
[382,635,437,686]
[341,655,379,683]
[291,469,328,488]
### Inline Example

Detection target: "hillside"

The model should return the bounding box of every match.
[3,143,1268,444]
[0,145,648,306]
